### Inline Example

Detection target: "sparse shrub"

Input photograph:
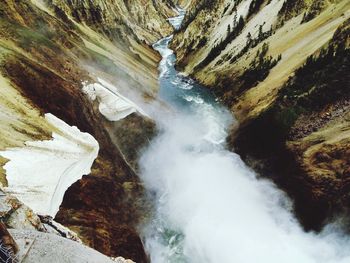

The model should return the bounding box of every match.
[197,37,208,48]
[238,43,281,93]
[53,5,70,23]
[195,16,245,70]
[247,0,265,19]
[279,43,349,110]
[229,25,273,64]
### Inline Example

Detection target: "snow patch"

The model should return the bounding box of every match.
[83,78,149,121]
[0,114,99,217]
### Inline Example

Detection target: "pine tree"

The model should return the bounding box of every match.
[258,25,263,40]
[246,32,252,45]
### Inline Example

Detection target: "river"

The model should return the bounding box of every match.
[139,8,350,263]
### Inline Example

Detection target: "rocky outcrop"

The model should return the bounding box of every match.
[0,186,79,238]
[8,229,119,263]
[172,0,350,230]
[0,187,125,262]
[0,187,44,232]
[0,0,175,261]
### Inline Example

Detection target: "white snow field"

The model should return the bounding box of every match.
[83,78,149,121]
[0,113,99,217]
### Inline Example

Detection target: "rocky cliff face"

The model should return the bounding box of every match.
[0,0,175,261]
[46,0,174,44]
[172,0,350,230]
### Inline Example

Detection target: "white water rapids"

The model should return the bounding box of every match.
[139,8,350,263]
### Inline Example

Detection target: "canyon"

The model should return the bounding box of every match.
[0,0,349,262]
[0,0,173,261]
[172,0,350,231]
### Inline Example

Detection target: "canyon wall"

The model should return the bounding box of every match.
[172,0,350,230]
[0,0,175,261]
[1,0,349,260]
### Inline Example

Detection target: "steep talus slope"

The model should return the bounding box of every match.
[0,0,175,261]
[46,0,174,44]
[172,0,350,229]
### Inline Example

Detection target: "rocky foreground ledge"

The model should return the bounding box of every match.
[0,187,135,263]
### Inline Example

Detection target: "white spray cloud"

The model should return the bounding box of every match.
[139,8,350,263]
[140,101,350,263]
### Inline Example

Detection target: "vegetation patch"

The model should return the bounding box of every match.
[301,0,330,24]
[247,0,266,19]
[280,44,349,112]
[238,42,281,93]
[277,0,307,26]
[194,16,245,70]
[16,26,58,50]
[229,24,273,64]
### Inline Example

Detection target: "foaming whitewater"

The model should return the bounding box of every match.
[139,8,350,263]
